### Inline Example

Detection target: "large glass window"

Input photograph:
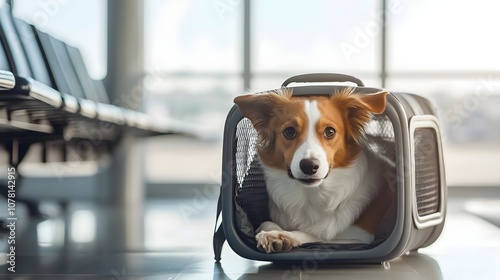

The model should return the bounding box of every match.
[12,0,498,187]
[388,0,500,72]
[144,0,240,132]
[252,1,379,73]
[251,0,381,92]
[387,0,500,186]
[143,0,241,183]
[144,0,500,187]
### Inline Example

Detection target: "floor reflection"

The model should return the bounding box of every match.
[0,196,499,279]
[37,218,65,248]
[70,210,96,243]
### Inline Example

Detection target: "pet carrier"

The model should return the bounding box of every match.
[213,73,446,263]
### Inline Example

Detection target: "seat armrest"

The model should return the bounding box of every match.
[0,70,15,90]
[61,93,79,113]
[96,102,126,125]
[25,77,63,108]
[78,98,98,119]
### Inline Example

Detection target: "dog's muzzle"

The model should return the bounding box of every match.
[287,167,330,186]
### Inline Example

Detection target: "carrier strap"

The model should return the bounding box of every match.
[213,186,226,263]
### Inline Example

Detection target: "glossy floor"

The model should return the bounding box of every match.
[1,188,500,279]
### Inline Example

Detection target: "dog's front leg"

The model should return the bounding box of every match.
[255,221,318,253]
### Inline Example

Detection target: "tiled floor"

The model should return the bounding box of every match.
[1,189,500,279]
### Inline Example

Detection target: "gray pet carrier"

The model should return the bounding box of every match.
[213,73,447,263]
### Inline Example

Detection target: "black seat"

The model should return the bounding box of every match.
[0,33,14,85]
[0,14,13,74]
[0,7,56,137]
[11,18,52,86]
[63,42,126,125]
[63,41,183,134]
[16,19,82,116]
[0,5,31,77]
[0,5,64,112]
[64,44,107,103]
[35,29,97,118]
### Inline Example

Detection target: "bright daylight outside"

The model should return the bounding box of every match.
[13,0,500,187]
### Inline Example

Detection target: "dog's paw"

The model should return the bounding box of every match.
[255,230,300,253]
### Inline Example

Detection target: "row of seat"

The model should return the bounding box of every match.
[0,3,190,150]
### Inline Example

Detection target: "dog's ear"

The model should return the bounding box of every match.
[233,92,290,129]
[345,90,388,121]
[338,90,388,143]
[354,90,388,114]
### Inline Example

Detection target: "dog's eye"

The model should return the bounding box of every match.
[324,127,336,139]
[283,127,296,139]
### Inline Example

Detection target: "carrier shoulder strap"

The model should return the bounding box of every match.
[213,185,226,263]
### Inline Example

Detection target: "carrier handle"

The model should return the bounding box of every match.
[281,73,365,87]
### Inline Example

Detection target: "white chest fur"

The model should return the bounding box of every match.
[261,150,382,242]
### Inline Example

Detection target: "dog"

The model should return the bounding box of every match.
[233,87,392,253]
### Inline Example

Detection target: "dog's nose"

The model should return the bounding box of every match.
[300,158,320,175]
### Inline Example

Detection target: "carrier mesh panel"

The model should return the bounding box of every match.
[234,119,270,230]
[414,128,441,216]
[234,114,396,234]
[365,114,396,167]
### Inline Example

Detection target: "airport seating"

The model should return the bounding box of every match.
[0,4,190,216]
[1,4,189,155]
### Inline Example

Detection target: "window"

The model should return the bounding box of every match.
[252,0,380,92]
[144,0,240,133]
[13,0,107,79]
[144,0,241,184]
[13,0,497,187]
[387,0,500,186]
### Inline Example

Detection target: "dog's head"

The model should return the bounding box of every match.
[234,88,388,187]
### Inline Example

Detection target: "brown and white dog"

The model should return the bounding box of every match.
[234,88,391,253]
